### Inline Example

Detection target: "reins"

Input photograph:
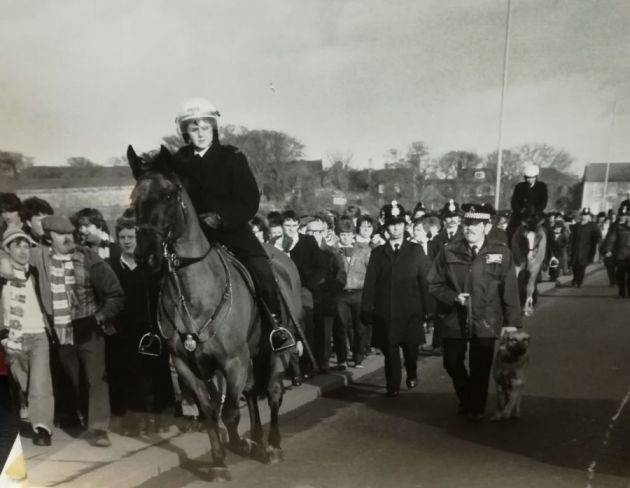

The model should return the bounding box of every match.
[144,177,233,351]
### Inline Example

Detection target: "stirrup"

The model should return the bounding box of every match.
[269,327,296,353]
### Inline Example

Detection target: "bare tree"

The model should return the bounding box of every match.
[0,150,34,176]
[513,143,575,173]
[67,156,98,168]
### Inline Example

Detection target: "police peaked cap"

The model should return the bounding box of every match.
[380,200,406,225]
[618,203,630,216]
[412,201,426,214]
[461,203,495,222]
[580,207,592,216]
[441,199,461,218]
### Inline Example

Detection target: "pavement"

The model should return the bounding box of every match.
[17,263,615,487]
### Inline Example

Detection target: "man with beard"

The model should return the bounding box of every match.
[429,200,463,258]
[361,201,430,397]
[30,216,124,447]
[428,203,521,420]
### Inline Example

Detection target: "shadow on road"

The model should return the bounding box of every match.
[325,384,630,478]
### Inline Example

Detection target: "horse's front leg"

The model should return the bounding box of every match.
[524,264,537,316]
[222,354,260,458]
[266,353,287,464]
[172,355,229,481]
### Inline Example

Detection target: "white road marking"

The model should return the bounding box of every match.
[586,387,630,487]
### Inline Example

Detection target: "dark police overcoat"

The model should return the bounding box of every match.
[174,142,263,258]
[569,222,601,266]
[511,180,548,217]
[360,240,429,348]
[427,238,521,340]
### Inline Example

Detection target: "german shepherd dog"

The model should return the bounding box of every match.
[491,330,530,421]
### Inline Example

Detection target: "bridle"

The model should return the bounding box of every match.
[135,175,232,352]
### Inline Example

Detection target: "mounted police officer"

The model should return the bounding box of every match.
[507,164,548,246]
[428,203,521,420]
[171,98,291,348]
[360,201,430,397]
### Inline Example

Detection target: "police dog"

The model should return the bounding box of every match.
[491,330,530,421]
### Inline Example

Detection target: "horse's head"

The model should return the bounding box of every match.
[128,145,187,273]
[521,205,544,231]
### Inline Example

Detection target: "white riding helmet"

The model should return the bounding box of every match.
[175,98,220,136]
[523,164,540,178]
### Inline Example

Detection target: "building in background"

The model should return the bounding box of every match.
[581,162,630,212]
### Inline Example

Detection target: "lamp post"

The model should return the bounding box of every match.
[494,0,512,210]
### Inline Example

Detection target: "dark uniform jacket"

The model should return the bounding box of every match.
[569,222,601,266]
[361,240,429,347]
[288,234,328,294]
[604,223,630,261]
[174,143,263,258]
[427,238,521,340]
[429,227,463,258]
[511,181,548,217]
[317,242,347,315]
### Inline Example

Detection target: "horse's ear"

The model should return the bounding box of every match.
[127,145,145,179]
[152,145,176,175]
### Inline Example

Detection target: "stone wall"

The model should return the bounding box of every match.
[16,185,135,225]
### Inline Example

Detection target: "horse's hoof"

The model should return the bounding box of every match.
[231,438,259,458]
[210,466,231,482]
[490,413,505,422]
[266,446,284,464]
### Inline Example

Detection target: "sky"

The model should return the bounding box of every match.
[1,0,629,174]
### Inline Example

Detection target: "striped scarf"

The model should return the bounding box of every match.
[50,254,76,345]
[2,267,28,351]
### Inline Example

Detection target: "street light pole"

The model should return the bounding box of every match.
[494,0,512,210]
[601,100,618,212]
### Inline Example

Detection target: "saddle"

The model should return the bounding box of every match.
[218,245,297,353]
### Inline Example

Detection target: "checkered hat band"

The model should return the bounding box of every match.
[464,212,491,220]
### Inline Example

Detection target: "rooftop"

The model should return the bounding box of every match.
[583,162,630,183]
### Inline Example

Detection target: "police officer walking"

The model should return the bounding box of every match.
[361,201,430,397]
[428,203,522,420]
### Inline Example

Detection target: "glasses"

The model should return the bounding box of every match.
[306,229,324,235]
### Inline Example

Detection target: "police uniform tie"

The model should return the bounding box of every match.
[394,243,400,253]
[471,245,478,257]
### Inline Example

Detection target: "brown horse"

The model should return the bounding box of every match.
[127,145,290,481]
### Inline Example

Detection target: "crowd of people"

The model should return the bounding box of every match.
[0,96,623,452]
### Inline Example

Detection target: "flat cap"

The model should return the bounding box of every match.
[42,215,75,234]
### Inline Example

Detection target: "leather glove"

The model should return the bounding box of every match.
[200,212,222,229]
[0,329,9,341]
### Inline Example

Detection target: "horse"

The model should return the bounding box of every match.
[127,145,293,481]
[511,207,547,317]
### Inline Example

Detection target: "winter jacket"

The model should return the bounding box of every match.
[30,245,124,327]
[361,240,429,347]
[428,238,521,340]
[569,222,601,266]
[338,241,371,290]
[603,223,630,262]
